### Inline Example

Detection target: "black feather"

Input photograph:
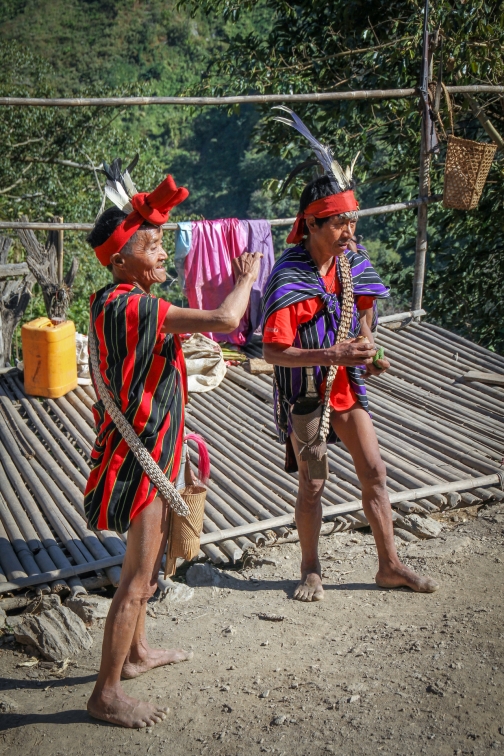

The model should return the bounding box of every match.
[280,159,318,195]
[126,153,139,174]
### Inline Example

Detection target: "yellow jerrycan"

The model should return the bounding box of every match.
[22,317,78,398]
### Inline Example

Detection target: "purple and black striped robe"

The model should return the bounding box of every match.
[260,245,390,444]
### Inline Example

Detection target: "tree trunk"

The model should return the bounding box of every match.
[0,236,35,367]
[17,216,78,320]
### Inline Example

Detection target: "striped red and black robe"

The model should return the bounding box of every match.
[84,283,186,533]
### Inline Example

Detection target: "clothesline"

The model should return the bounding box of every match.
[0,194,442,233]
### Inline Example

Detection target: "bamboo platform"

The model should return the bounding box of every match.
[0,320,503,596]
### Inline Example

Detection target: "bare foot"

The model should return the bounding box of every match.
[122,646,193,680]
[87,687,169,728]
[376,562,439,593]
[293,569,324,602]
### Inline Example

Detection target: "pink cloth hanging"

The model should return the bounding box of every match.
[183,219,249,345]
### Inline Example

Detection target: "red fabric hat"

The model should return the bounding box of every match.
[287,190,359,245]
[93,175,189,266]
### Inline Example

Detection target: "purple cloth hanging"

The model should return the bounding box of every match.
[183,218,275,345]
[239,220,275,340]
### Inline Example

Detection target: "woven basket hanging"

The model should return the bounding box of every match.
[442,89,497,210]
[164,456,207,577]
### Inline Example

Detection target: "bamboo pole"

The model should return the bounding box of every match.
[0,469,75,591]
[422,322,504,368]
[378,309,426,324]
[0,411,122,585]
[0,85,501,108]
[0,196,442,232]
[368,390,501,459]
[371,373,504,440]
[0,492,57,593]
[0,390,88,512]
[51,395,96,447]
[0,554,125,594]
[0,429,94,568]
[396,323,504,376]
[54,216,64,285]
[44,397,92,455]
[0,520,38,587]
[197,474,501,546]
[409,322,504,376]
[3,378,87,491]
[10,374,91,478]
[378,329,504,409]
[412,0,431,313]
[65,390,95,426]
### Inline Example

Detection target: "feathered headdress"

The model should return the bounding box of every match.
[101,154,139,214]
[272,106,359,192]
[93,155,189,266]
[272,107,360,244]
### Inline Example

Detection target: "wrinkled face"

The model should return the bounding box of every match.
[305,214,354,257]
[110,226,167,292]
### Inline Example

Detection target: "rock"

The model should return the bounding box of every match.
[24,595,62,615]
[426,683,444,696]
[65,595,112,625]
[445,492,462,509]
[5,615,23,630]
[406,536,471,559]
[0,607,6,630]
[348,695,360,703]
[164,583,194,603]
[259,690,270,698]
[222,625,236,636]
[271,715,287,726]
[257,613,284,622]
[394,527,419,543]
[14,603,93,661]
[404,515,443,539]
[186,563,244,588]
[151,583,195,614]
[0,695,19,713]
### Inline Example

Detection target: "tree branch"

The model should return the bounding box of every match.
[464,94,504,151]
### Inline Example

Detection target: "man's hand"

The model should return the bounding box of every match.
[232,252,263,283]
[364,356,391,377]
[325,338,377,367]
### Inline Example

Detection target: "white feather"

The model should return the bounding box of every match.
[122,170,137,198]
[104,182,133,213]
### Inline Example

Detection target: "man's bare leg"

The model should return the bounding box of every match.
[331,405,439,592]
[290,433,326,602]
[87,496,191,728]
[121,600,193,679]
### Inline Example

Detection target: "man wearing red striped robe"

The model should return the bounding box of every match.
[85,173,262,729]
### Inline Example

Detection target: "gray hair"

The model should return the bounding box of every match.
[338,211,358,222]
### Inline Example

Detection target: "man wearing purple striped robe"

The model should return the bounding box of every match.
[262,175,439,601]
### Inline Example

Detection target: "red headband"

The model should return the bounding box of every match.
[93,175,189,266]
[287,190,359,244]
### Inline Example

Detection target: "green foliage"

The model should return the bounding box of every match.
[0,0,282,337]
[1,0,503,354]
[185,0,504,351]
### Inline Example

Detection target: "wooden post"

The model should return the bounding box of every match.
[55,216,64,284]
[412,0,431,312]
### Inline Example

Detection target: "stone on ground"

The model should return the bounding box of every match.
[186,563,244,588]
[14,596,93,661]
[65,595,112,625]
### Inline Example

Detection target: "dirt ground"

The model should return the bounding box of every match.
[0,500,503,756]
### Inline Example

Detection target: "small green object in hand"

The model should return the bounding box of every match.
[373,346,385,368]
